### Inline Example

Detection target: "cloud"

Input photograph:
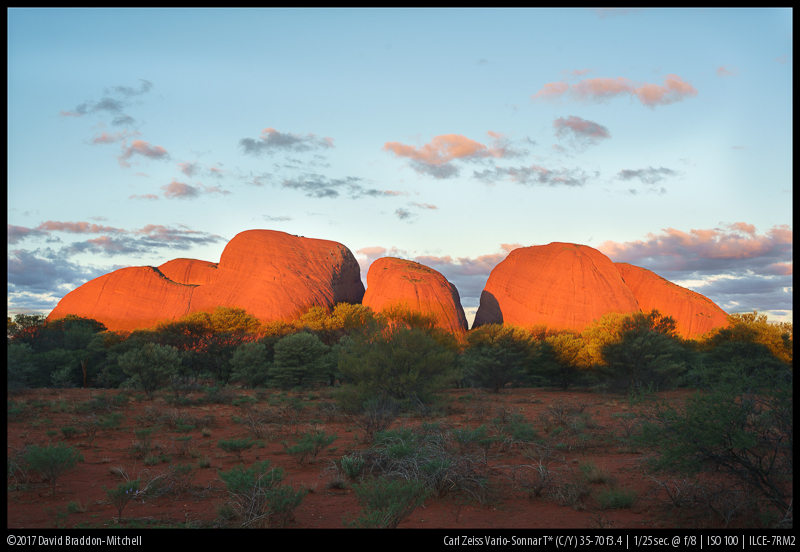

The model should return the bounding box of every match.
[553,116,610,148]
[263,215,292,222]
[179,162,200,177]
[473,165,591,187]
[533,74,698,108]
[8,225,48,244]
[119,140,169,167]
[160,180,230,199]
[617,166,680,185]
[90,130,140,145]
[60,80,153,120]
[716,65,739,77]
[278,174,399,199]
[129,194,160,200]
[8,248,112,295]
[395,208,414,221]
[598,224,792,315]
[106,79,153,97]
[240,128,334,156]
[383,134,515,179]
[411,202,437,210]
[9,221,126,244]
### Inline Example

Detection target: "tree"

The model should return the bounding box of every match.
[269,332,330,389]
[117,342,181,397]
[26,443,83,494]
[337,326,456,409]
[637,363,793,524]
[702,311,792,366]
[601,330,686,392]
[230,340,273,388]
[459,324,537,392]
[540,332,592,389]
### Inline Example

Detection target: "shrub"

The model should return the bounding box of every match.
[637,363,793,522]
[217,438,256,462]
[117,343,181,397]
[460,324,538,392]
[340,453,365,480]
[104,478,141,519]
[282,431,337,466]
[596,487,637,509]
[229,341,272,389]
[601,330,686,392]
[345,478,429,528]
[351,396,400,442]
[337,326,456,408]
[25,443,84,494]
[269,332,329,389]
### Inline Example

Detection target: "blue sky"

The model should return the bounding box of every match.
[7,8,793,327]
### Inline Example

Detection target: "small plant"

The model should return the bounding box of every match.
[340,453,365,480]
[143,455,159,466]
[282,431,337,466]
[579,460,612,484]
[67,500,88,514]
[198,456,212,469]
[217,438,255,462]
[345,478,429,528]
[174,435,192,457]
[104,478,141,520]
[25,443,84,494]
[596,486,637,509]
[132,427,157,458]
[100,412,124,430]
[352,397,400,443]
[60,426,79,439]
[201,428,212,437]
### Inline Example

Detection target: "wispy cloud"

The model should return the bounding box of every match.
[617,166,680,185]
[716,65,739,77]
[119,140,169,167]
[383,133,515,179]
[533,74,698,108]
[278,174,399,199]
[59,79,153,124]
[473,165,592,187]
[553,116,610,149]
[160,180,231,200]
[395,208,414,221]
[240,127,334,156]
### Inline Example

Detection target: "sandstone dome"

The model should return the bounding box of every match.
[362,257,468,334]
[47,230,365,332]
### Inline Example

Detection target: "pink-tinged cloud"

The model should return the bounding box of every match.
[634,74,698,107]
[129,194,160,200]
[85,236,129,253]
[553,116,611,144]
[533,74,697,108]
[384,134,506,165]
[59,110,82,117]
[411,202,438,210]
[598,224,792,271]
[179,162,199,177]
[161,180,200,199]
[91,130,139,145]
[716,65,738,77]
[415,243,522,277]
[119,140,169,167]
[35,221,125,234]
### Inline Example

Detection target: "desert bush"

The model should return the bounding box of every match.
[217,438,256,462]
[282,431,337,466]
[25,443,84,494]
[229,341,272,389]
[104,478,141,519]
[345,478,429,528]
[460,324,537,392]
[269,332,329,389]
[350,396,400,442]
[601,330,686,392]
[596,486,637,509]
[637,363,793,522]
[117,343,181,397]
[217,460,304,528]
[337,326,456,408]
[340,453,366,480]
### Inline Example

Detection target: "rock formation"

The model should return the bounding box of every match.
[362,257,469,334]
[47,230,365,332]
[473,242,729,339]
[615,262,730,339]
[473,243,642,333]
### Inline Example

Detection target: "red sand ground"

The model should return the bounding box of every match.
[5,386,743,529]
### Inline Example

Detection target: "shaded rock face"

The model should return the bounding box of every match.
[48,230,365,332]
[615,263,729,339]
[473,243,641,333]
[362,257,468,334]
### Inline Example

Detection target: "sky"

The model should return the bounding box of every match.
[7,8,793,328]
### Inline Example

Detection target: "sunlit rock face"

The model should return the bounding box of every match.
[615,262,730,339]
[47,230,365,332]
[362,257,469,334]
[473,242,729,338]
[473,243,641,333]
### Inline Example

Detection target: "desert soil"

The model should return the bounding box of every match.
[7,386,701,529]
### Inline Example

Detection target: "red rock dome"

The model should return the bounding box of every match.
[47,230,365,332]
[362,257,468,334]
[473,243,641,332]
[615,262,729,339]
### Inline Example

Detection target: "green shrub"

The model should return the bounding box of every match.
[217,438,256,462]
[25,443,84,493]
[345,478,429,528]
[104,478,141,519]
[282,431,337,466]
[117,343,181,397]
[596,487,636,509]
[340,453,365,480]
[217,460,301,528]
[60,426,79,439]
